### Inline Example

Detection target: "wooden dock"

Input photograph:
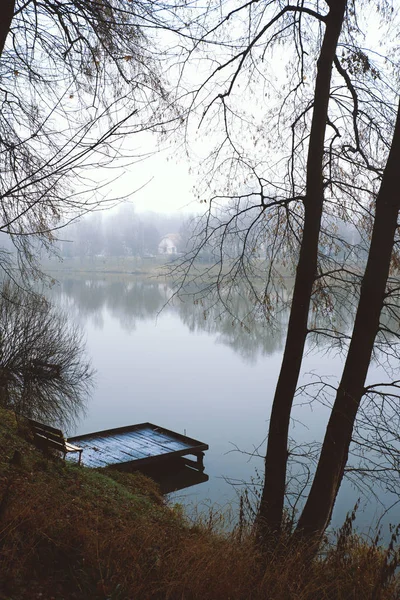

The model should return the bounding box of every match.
[68,423,208,471]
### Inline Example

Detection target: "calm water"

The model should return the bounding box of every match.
[49,275,400,533]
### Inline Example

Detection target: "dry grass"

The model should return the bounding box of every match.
[0,409,399,600]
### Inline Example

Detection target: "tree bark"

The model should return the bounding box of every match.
[257,0,347,537]
[295,97,400,541]
[0,0,15,58]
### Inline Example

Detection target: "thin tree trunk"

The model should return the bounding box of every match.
[257,0,347,537]
[296,97,400,541]
[0,0,15,58]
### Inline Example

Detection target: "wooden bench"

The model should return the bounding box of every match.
[28,418,83,465]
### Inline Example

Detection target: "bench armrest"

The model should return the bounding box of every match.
[65,441,83,452]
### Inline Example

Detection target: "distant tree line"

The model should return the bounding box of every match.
[57,205,194,259]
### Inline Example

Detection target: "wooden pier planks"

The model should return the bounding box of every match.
[68,422,208,470]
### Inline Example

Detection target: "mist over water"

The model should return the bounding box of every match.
[49,275,400,534]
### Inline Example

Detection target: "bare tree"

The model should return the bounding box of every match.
[257,0,348,536]
[0,0,173,282]
[163,0,400,544]
[295,97,400,542]
[0,281,93,427]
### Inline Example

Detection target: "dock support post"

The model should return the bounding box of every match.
[196,452,205,472]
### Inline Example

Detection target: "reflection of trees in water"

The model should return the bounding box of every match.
[52,278,171,333]
[178,295,287,362]
[52,275,398,364]
[51,277,289,362]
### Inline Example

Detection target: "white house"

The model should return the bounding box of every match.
[158,233,181,255]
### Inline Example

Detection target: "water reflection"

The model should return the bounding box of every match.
[59,278,168,333]
[52,276,289,362]
[112,458,209,495]
[48,275,400,532]
[52,274,369,362]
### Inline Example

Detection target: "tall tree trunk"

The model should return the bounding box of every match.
[0,0,15,58]
[296,97,400,541]
[257,0,347,537]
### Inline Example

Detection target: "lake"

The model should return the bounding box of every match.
[49,274,400,535]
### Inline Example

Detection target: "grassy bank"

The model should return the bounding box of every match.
[40,255,298,282]
[41,256,172,277]
[0,409,399,599]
